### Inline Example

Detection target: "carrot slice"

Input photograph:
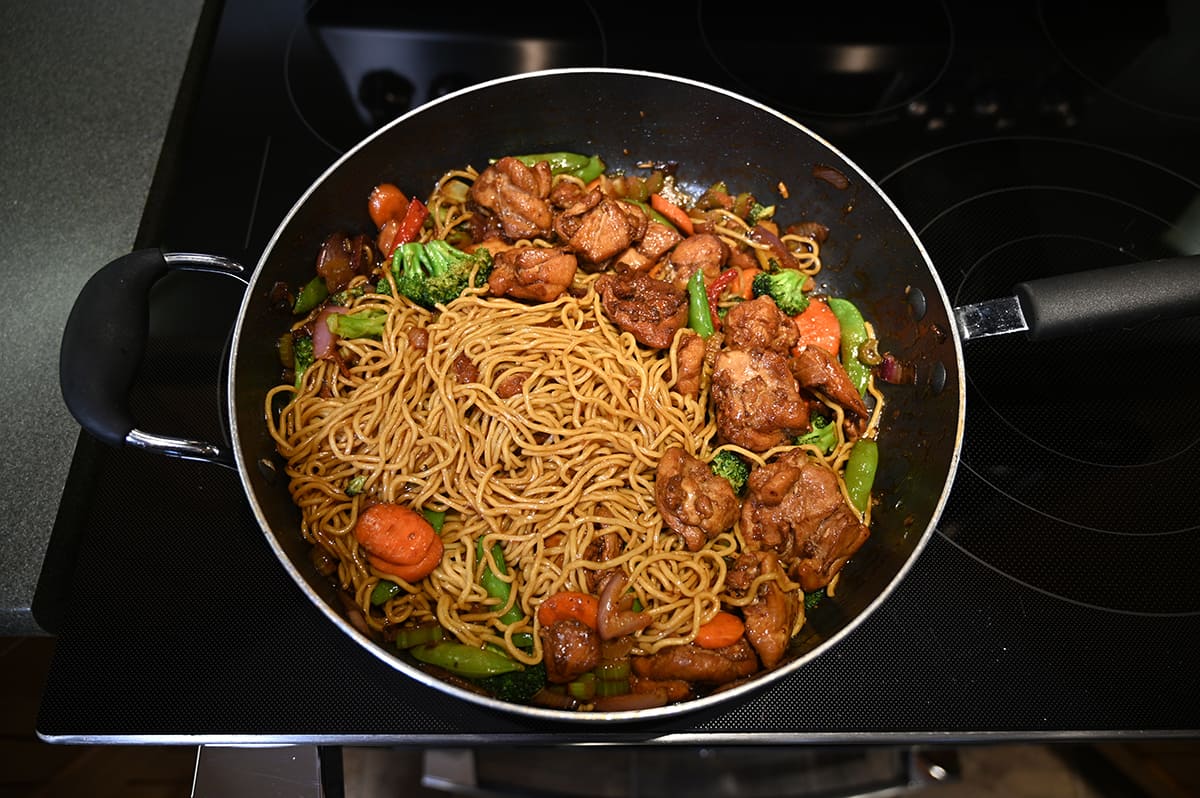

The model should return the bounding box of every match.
[367,535,444,583]
[354,503,437,566]
[732,266,760,300]
[792,297,841,356]
[694,611,745,649]
[537,591,600,630]
[650,193,695,236]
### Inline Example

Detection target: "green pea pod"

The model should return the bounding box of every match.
[687,269,715,338]
[827,298,871,397]
[512,151,591,173]
[571,154,606,182]
[477,539,524,625]
[421,508,446,533]
[292,275,328,315]
[393,624,445,649]
[844,438,878,513]
[370,579,400,606]
[409,641,524,678]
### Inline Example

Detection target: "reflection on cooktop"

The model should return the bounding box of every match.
[699,0,954,118]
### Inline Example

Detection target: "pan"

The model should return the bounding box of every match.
[59,69,1200,721]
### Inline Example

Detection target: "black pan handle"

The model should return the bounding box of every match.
[1015,255,1200,340]
[956,255,1200,341]
[59,249,248,467]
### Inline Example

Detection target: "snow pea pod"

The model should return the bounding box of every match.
[844,438,878,513]
[827,297,870,396]
[477,539,524,626]
[409,641,524,678]
[687,269,715,338]
[512,152,605,181]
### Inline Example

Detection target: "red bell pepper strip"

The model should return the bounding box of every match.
[706,267,739,329]
[395,197,428,245]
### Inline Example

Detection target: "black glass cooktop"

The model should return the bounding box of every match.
[39,0,1200,742]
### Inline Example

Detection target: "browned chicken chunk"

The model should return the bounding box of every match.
[654,446,740,552]
[739,450,870,591]
[711,348,810,451]
[672,329,708,399]
[470,156,554,240]
[632,638,760,685]
[655,233,729,291]
[723,295,799,355]
[727,550,799,669]
[596,272,689,349]
[540,618,602,684]
[555,189,648,266]
[488,247,578,302]
[638,221,684,262]
[789,345,869,421]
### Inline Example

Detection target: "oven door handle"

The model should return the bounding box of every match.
[59,249,247,468]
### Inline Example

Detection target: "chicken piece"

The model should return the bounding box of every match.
[723,295,799,355]
[654,233,729,291]
[654,446,740,552]
[726,550,799,669]
[595,272,689,349]
[540,618,602,684]
[739,450,870,591]
[555,190,648,266]
[549,179,588,209]
[789,345,869,421]
[581,531,621,594]
[638,221,684,262]
[711,348,810,451]
[469,156,554,240]
[672,329,707,399]
[631,638,760,685]
[487,247,577,302]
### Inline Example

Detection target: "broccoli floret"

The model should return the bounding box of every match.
[710,450,750,495]
[329,284,365,306]
[474,660,547,704]
[796,414,837,454]
[751,268,810,316]
[325,307,388,339]
[390,238,493,309]
[748,202,775,225]
[293,335,314,390]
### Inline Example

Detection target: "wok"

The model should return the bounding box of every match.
[59,69,1200,721]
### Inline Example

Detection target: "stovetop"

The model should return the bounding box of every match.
[38,0,1200,743]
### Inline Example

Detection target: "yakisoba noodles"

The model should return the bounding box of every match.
[266,153,883,708]
[268,282,740,664]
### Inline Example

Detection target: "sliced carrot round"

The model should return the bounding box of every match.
[537,591,600,630]
[694,611,745,649]
[791,296,841,356]
[367,535,444,583]
[354,503,437,566]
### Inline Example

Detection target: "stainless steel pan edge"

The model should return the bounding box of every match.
[226,68,967,722]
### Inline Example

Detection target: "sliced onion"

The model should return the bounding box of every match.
[312,304,349,360]
[748,224,799,270]
[596,573,652,640]
[876,352,916,385]
[812,163,851,190]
